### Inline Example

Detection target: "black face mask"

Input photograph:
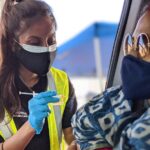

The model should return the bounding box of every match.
[15,44,56,76]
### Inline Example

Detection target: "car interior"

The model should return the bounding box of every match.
[106,0,149,88]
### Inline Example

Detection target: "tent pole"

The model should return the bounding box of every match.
[93,37,104,92]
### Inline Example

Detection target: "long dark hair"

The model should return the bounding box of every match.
[0,0,56,121]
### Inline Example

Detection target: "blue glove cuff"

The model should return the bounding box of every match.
[28,117,43,135]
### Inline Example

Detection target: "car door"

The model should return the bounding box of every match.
[106,0,149,88]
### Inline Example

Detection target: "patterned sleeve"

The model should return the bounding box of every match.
[71,94,111,150]
[71,86,133,150]
[114,108,150,150]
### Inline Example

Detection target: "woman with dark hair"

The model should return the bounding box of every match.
[68,1,150,150]
[0,0,77,150]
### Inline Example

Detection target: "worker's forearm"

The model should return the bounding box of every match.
[63,127,75,145]
[0,121,35,150]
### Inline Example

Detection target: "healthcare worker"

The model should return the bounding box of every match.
[0,0,77,150]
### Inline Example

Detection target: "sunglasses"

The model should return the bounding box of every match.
[124,33,150,58]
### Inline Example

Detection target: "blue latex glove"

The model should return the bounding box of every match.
[28,91,59,134]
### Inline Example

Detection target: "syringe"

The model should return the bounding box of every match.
[19,91,64,105]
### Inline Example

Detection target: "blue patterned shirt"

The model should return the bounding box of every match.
[72,86,150,150]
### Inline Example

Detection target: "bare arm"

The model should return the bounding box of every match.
[0,121,35,150]
[63,127,75,145]
[67,141,81,150]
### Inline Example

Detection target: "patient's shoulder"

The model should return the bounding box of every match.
[72,85,133,147]
[81,85,129,114]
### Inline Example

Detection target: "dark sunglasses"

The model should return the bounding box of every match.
[124,33,150,58]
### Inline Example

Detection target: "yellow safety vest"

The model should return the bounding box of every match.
[0,67,69,150]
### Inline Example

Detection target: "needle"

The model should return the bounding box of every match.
[19,91,64,105]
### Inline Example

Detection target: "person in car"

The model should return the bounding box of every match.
[67,1,150,150]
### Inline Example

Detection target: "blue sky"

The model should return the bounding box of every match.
[45,0,124,46]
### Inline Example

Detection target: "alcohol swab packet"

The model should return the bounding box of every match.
[19,91,64,105]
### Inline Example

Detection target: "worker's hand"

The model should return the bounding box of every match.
[28,91,59,134]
